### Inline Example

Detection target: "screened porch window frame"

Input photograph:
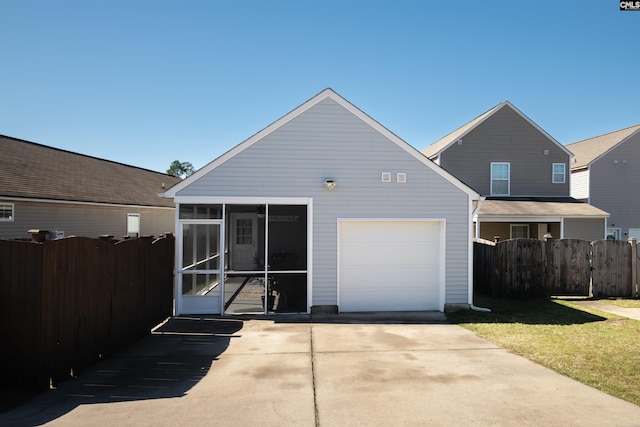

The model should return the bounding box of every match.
[174,198,312,315]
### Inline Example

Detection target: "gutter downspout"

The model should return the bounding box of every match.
[470,197,491,313]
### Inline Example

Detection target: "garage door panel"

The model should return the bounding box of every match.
[339,220,442,312]
[340,289,439,312]
[341,242,439,266]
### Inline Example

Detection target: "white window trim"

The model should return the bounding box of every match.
[606,227,621,240]
[490,162,510,196]
[510,224,529,239]
[552,163,566,184]
[0,203,14,222]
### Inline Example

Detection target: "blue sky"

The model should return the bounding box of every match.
[1,1,638,174]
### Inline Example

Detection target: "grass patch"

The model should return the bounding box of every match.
[447,295,640,406]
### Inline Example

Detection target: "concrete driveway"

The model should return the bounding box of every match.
[2,313,639,426]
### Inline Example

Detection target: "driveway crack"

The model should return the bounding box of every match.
[310,325,319,427]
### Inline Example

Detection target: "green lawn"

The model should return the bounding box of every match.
[446,295,640,406]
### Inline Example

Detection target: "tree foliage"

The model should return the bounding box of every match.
[167,160,195,178]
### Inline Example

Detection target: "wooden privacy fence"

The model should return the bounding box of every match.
[474,238,639,298]
[0,235,175,390]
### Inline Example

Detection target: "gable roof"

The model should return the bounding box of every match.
[0,135,181,207]
[162,88,480,199]
[566,124,640,170]
[422,101,573,159]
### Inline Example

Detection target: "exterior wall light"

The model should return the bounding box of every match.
[324,179,336,190]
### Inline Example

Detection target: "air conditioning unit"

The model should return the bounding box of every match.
[50,230,65,240]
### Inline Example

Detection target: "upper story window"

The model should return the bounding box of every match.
[552,163,566,184]
[491,162,510,195]
[0,203,14,221]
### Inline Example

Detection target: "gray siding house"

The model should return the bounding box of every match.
[0,135,181,240]
[422,101,608,241]
[162,89,480,315]
[567,124,640,240]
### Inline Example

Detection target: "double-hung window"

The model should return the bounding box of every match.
[491,162,510,196]
[0,203,14,221]
[552,163,566,184]
[510,224,529,239]
[127,213,140,238]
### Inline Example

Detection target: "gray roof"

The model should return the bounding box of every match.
[566,124,640,170]
[0,135,181,207]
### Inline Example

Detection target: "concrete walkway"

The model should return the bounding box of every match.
[1,313,639,426]
[571,299,640,321]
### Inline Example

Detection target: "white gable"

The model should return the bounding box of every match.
[163,89,478,200]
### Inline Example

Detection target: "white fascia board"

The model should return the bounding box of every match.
[475,214,608,222]
[162,89,340,198]
[503,101,574,159]
[475,215,564,223]
[328,93,480,199]
[163,89,480,201]
[428,102,505,158]
[587,127,640,168]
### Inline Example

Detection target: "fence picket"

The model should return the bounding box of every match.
[591,240,632,298]
[0,235,174,390]
[474,238,632,299]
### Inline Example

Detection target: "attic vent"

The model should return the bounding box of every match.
[381,172,391,182]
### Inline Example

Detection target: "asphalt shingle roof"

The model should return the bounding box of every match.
[475,198,608,217]
[422,103,503,159]
[0,135,181,207]
[566,124,640,170]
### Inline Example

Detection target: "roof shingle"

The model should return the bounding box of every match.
[566,124,640,170]
[0,135,181,207]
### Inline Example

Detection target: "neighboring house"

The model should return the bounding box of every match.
[422,101,608,241]
[162,89,480,315]
[567,124,640,241]
[0,134,181,240]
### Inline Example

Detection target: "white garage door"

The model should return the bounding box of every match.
[338,220,443,312]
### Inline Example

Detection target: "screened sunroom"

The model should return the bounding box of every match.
[177,202,309,315]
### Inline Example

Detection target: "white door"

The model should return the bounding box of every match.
[338,220,443,312]
[179,222,223,315]
[231,213,258,270]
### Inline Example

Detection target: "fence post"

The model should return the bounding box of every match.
[630,238,638,298]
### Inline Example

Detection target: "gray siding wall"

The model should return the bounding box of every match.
[588,132,640,238]
[177,98,472,307]
[563,218,605,241]
[0,200,175,240]
[439,106,570,197]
